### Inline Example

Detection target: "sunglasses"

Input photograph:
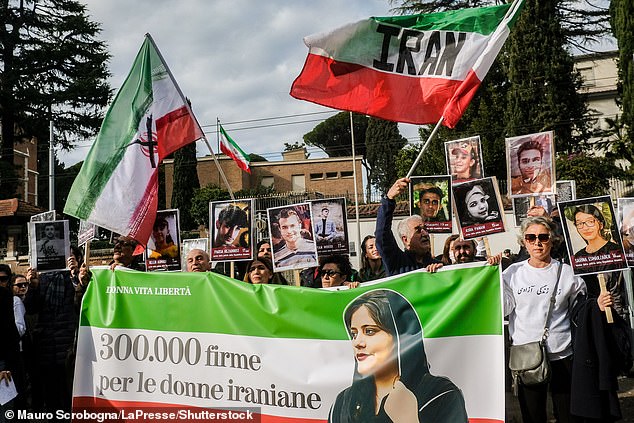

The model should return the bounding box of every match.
[13,283,28,288]
[0,275,10,282]
[321,270,342,278]
[524,233,550,243]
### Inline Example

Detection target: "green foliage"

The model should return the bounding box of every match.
[172,143,200,230]
[249,153,268,162]
[365,118,407,194]
[610,0,634,149]
[303,112,368,157]
[283,142,304,152]
[189,184,231,227]
[0,0,111,201]
[556,153,626,198]
[505,0,592,154]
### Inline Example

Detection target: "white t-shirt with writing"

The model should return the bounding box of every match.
[502,259,586,360]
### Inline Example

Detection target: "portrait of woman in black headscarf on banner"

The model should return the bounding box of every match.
[329,289,467,423]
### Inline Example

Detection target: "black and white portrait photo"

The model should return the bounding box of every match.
[29,220,70,272]
[452,177,505,239]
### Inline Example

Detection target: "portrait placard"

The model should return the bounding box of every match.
[444,136,483,184]
[617,198,634,267]
[506,131,555,197]
[146,209,182,271]
[78,220,97,247]
[310,198,349,256]
[512,195,556,227]
[556,180,576,202]
[452,177,505,240]
[267,203,318,272]
[209,199,253,262]
[409,175,453,233]
[29,220,70,272]
[558,196,627,276]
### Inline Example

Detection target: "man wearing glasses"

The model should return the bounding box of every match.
[376,177,443,276]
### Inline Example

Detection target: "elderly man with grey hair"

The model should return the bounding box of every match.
[375,177,443,276]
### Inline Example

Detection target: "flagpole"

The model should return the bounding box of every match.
[405,116,444,179]
[349,112,361,265]
[144,33,234,200]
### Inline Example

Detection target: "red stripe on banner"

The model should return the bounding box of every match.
[442,69,483,128]
[290,54,465,126]
[220,143,251,173]
[73,397,503,423]
[156,105,202,160]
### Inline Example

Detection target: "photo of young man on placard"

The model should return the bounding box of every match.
[29,220,70,272]
[452,177,505,240]
[310,198,349,256]
[209,199,253,262]
[409,175,452,233]
[506,131,555,197]
[444,136,483,184]
[268,203,318,272]
[146,209,182,271]
[617,198,634,267]
[558,196,627,275]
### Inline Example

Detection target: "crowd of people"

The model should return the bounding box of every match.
[0,175,631,423]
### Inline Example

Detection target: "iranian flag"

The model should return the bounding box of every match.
[73,264,504,423]
[290,0,524,128]
[219,124,251,173]
[64,34,203,244]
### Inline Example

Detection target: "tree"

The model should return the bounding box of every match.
[365,118,407,195]
[283,141,304,151]
[303,112,369,158]
[505,0,592,154]
[189,185,231,228]
[0,0,111,199]
[171,143,200,230]
[556,153,625,197]
[610,0,634,151]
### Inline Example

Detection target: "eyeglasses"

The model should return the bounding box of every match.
[575,219,596,229]
[321,269,342,278]
[422,199,440,206]
[13,283,28,288]
[524,233,550,243]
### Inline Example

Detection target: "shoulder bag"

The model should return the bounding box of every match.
[508,262,562,395]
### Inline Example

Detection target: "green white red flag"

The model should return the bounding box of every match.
[73,264,504,423]
[219,124,251,173]
[290,0,524,128]
[64,34,203,245]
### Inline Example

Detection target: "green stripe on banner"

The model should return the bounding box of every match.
[373,4,511,34]
[81,265,502,340]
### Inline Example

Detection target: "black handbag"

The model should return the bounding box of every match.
[508,262,562,395]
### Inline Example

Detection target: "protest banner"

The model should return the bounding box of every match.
[73,264,504,423]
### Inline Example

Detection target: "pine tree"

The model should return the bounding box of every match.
[365,118,407,195]
[504,0,591,154]
[171,143,200,230]
[0,0,111,199]
[610,0,634,148]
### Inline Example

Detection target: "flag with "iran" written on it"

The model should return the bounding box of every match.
[290,0,524,128]
[73,263,504,423]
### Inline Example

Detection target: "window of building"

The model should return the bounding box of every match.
[310,173,324,180]
[291,174,305,192]
[340,171,353,178]
[261,176,274,188]
[325,172,338,179]
[578,66,595,87]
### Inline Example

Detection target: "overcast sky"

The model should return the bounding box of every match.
[58,0,423,166]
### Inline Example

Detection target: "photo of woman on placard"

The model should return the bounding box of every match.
[559,198,627,275]
[454,183,499,227]
[619,199,634,265]
[329,290,467,423]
